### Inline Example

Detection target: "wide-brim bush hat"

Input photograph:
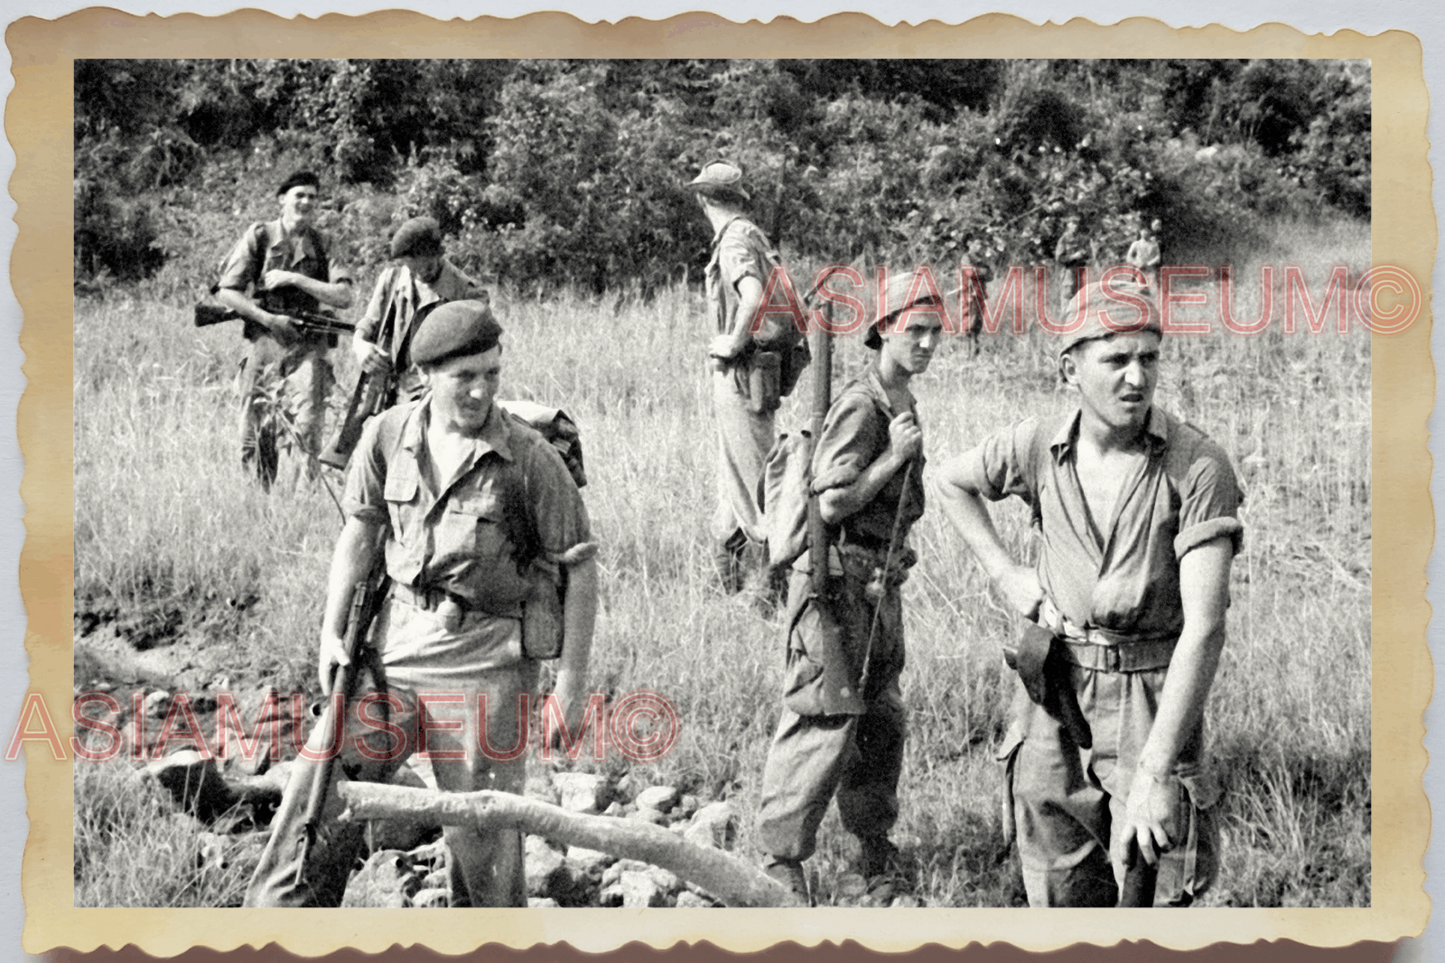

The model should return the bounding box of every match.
[687,160,750,202]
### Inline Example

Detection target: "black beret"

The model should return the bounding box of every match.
[411,299,503,367]
[390,216,443,258]
[276,170,320,196]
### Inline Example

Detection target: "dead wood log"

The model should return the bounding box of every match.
[336,782,803,908]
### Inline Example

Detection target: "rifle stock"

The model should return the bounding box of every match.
[806,276,834,598]
[319,372,390,470]
[294,566,386,887]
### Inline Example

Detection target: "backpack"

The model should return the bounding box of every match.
[757,430,815,571]
[497,399,588,490]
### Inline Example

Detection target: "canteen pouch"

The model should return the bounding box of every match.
[521,567,565,660]
[748,350,782,414]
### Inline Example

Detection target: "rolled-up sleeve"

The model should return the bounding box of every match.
[354,269,396,343]
[957,418,1042,502]
[215,227,262,292]
[718,227,767,290]
[810,393,880,493]
[522,439,595,565]
[1173,444,1244,559]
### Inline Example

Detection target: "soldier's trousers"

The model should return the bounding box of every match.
[710,366,774,546]
[756,568,906,863]
[999,664,1220,907]
[244,602,537,908]
[238,332,333,488]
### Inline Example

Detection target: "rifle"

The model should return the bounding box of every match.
[194,301,355,338]
[318,299,401,471]
[806,270,837,600]
[294,557,388,887]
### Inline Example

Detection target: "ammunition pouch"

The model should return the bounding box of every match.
[1006,621,1092,749]
[521,566,565,661]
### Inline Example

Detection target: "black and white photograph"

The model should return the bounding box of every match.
[66,54,1382,918]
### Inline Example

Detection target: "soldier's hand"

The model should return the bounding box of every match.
[267,314,301,347]
[1115,768,1178,868]
[999,565,1044,621]
[352,338,391,376]
[263,268,298,290]
[317,630,351,695]
[886,412,923,463]
[708,334,742,361]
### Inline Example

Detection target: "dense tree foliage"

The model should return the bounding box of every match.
[75,58,1370,290]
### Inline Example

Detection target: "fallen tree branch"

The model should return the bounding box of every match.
[336,782,803,908]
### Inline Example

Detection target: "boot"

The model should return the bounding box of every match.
[762,857,810,906]
[859,835,903,880]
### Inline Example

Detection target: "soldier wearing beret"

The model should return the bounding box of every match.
[686,160,782,595]
[245,300,599,907]
[214,170,354,489]
[934,281,1243,906]
[754,271,944,901]
[352,215,486,407]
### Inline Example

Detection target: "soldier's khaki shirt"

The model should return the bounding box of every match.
[343,398,593,616]
[956,406,1243,640]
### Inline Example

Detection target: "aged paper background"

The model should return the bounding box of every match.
[4,6,1434,958]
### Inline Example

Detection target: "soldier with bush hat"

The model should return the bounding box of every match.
[245,299,599,908]
[352,215,486,406]
[687,160,774,593]
[214,169,354,489]
[753,270,945,902]
[933,280,1243,907]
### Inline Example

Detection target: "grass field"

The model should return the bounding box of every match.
[73,217,1371,907]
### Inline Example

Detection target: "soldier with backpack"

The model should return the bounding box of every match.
[753,270,945,903]
[688,160,808,596]
[244,299,598,908]
[213,170,354,489]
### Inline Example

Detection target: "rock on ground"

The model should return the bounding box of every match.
[553,772,607,814]
[682,801,737,850]
[634,785,679,813]
[341,850,421,908]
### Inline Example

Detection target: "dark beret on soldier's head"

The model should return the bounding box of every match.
[390,216,444,259]
[276,170,320,196]
[411,298,503,368]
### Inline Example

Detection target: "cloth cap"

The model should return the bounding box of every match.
[1055,280,1163,358]
[866,268,950,349]
[276,170,320,196]
[687,160,749,202]
[410,299,503,368]
[390,216,443,258]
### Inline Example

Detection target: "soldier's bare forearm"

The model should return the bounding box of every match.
[284,273,354,310]
[555,555,598,696]
[1136,538,1233,777]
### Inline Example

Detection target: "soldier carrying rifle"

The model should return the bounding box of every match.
[213,170,354,490]
[934,281,1242,907]
[321,216,486,470]
[245,299,598,907]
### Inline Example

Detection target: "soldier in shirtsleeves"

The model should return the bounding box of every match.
[244,300,598,908]
[753,271,946,903]
[214,170,354,489]
[687,160,782,595]
[934,281,1242,906]
[351,215,486,407]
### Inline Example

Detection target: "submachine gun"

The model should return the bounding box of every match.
[194,301,356,339]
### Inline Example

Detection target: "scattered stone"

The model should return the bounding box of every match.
[553,772,606,814]
[565,845,614,879]
[683,801,737,850]
[634,785,679,813]
[144,690,172,718]
[643,864,679,893]
[618,870,667,908]
[612,771,641,805]
[528,897,559,908]
[675,890,714,909]
[628,807,667,826]
[601,859,649,888]
[524,771,558,806]
[341,850,419,908]
[675,794,699,819]
[890,894,923,908]
[525,837,567,898]
[412,887,450,908]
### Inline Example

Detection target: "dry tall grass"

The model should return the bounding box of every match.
[73,217,1371,907]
